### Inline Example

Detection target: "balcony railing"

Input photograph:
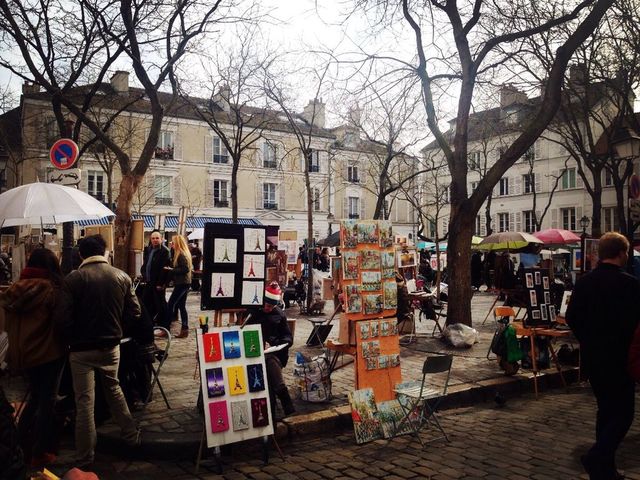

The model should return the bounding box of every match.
[263,202,278,210]
[154,146,174,160]
[308,165,320,173]
[348,177,360,183]
[213,154,229,163]
[155,197,173,206]
[263,161,277,169]
[214,200,229,207]
[348,213,360,219]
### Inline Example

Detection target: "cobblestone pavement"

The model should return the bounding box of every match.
[44,385,640,479]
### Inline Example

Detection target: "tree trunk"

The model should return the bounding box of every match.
[445,211,474,326]
[305,166,314,310]
[484,195,493,236]
[231,156,240,223]
[590,185,603,237]
[373,188,385,220]
[113,172,142,274]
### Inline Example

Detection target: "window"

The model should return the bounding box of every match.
[498,212,510,232]
[348,196,360,219]
[475,215,482,235]
[523,210,535,233]
[602,207,619,232]
[213,180,228,207]
[471,181,479,192]
[262,183,277,209]
[213,137,229,163]
[155,131,174,159]
[604,169,613,187]
[561,207,577,231]
[313,188,321,211]
[468,151,481,170]
[154,175,172,205]
[263,142,277,168]
[348,164,360,183]
[499,177,509,196]
[441,184,450,203]
[307,150,320,172]
[523,173,535,194]
[561,168,576,190]
[87,170,105,202]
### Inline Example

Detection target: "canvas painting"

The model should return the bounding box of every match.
[529,290,538,307]
[543,276,550,290]
[342,251,360,280]
[247,364,265,392]
[359,321,370,340]
[227,365,247,395]
[369,320,379,338]
[532,310,541,320]
[357,222,380,244]
[203,332,222,362]
[379,221,393,248]
[244,228,265,252]
[544,291,551,305]
[213,238,237,263]
[383,281,397,310]
[360,250,381,270]
[378,355,389,369]
[363,294,383,315]
[534,271,541,285]
[541,305,548,321]
[211,272,235,298]
[243,254,265,279]
[381,251,395,269]
[361,271,381,291]
[348,388,382,444]
[231,400,250,431]
[377,399,412,438]
[549,305,557,322]
[362,340,381,358]
[205,367,225,398]
[208,401,229,433]
[525,272,534,289]
[398,250,417,268]
[365,357,377,370]
[241,281,264,306]
[380,320,390,336]
[382,267,396,279]
[251,398,270,427]
[222,331,241,359]
[345,284,362,314]
[390,322,398,335]
[390,353,400,367]
[341,220,358,248]
[243,330,261,357]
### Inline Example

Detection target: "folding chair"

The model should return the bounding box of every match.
[487,306,516,360]
[393,354,453,447]
[146,327,172,409]
[431,300,447,337]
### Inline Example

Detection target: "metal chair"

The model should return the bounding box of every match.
[146,327,172,409]
[392,354,453,447]
[487,306,516,360]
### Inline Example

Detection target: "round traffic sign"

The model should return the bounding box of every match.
[49,139,79,170]
[630,174,640,200]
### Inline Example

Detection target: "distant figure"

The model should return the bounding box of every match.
[189,241,202,291]
[140,230,170,324]
[471,251,483,290]
[163,235,193,339]
[484,251,496,290]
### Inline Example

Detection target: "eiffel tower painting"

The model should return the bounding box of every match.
[214,238,236,263]
[254,232,262,251]
[215,276,225,296]
[252,285,260,304]
[221,242,231,262]
[247,257,256,277]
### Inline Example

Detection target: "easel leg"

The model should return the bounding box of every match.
[195,429,206,474]
[271,434,285,461]
[262,435,269,465]
[548,342,567,388]
[482,294,500,325]
[530,335,539,399]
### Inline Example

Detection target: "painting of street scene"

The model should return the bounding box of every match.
[348,388,382,444]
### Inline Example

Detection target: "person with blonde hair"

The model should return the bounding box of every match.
[162,235,193,338]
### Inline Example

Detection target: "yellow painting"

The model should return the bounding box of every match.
[227,366,247,395]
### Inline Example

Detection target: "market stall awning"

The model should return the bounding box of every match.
[165,216,262,230]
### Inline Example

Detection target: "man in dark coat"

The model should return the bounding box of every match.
[140,230,170,324]
[566,232,640,480]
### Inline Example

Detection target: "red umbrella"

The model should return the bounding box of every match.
[532,228,580,245]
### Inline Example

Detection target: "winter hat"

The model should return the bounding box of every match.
[264,281,282,305]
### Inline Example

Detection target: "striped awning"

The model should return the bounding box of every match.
[75,216,113,227]
[133,215,156,229]
[164,216,262,229]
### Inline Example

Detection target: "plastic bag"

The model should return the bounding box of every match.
[292,352,332,402]
[442,323,479,348]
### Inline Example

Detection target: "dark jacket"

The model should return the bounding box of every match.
[566,262,640,380]
[141,244,171,287]
[58,256,141,352]
[246,306,292,366]
[168,253,192,285]
[628,324,640,381]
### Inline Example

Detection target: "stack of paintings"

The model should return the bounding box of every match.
[348,388,413,445]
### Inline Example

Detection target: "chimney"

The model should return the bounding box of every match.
[301,98,325,128]
[499,84,528,108]
[213,84,231,113]
[110,71,129,93]
[21,82,41,95]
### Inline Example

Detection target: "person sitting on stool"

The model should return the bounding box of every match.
[246,282,295,417]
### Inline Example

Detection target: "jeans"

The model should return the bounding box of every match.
[142,284,167,324]
[164,283,190,329]
[70,346,138,462]
[18,357,65,458]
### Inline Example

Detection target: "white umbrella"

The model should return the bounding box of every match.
[188,228,204,241]
[0,183,114,228]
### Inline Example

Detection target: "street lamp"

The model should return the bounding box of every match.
[580,215,590,274]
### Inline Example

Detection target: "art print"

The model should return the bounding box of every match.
[369,321,379,338]
[222,331,241,359]
[348,388,382,444]
[243,330,261,357]
[363,294,383,315]
[360,250,381,270]
[341,220,358,248]
[544,291,551,305]
[362,341,380,358]
[227,365,247,395]
[244,228,265,252]
[541,305,548,321]
[382,267,396,279]
[379,220,393,248]
[531,309,541,320]
[381,251,395,269]
[529,290,538,307]
[398,250,417,268]
[549,305,557,322]
[203,332,222,362]
[525,272,534,289]
[247,364,265,392]
[365,356,377,370]
[346,284,362,314]
[380,321,390,337]
[342,251,360,280]
[205,368,225,398]
[359,322,370,340]
[357,222,380,244]
[534,271,541,285]
[213,238,237,263]
[378,355,389,369]
[390,354,400,367]
[241,281,264,306]
[211,272,235,298]
[377,399,412,439]
[243,254,265,279]
[361,271,381,291]
[383,281,397,310]
[390,322,398,335]
[543,276,550,290]
[208,401,229,433]
[251,398,270,427]
[231,400,250,431]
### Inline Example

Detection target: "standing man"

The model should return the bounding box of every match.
[566,232,640,480]
[140,230,170,324]
[58,235,141,466]
[189,240,202,292]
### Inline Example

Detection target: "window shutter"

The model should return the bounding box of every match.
[255,182,262,209]
[343,197,349,219]
[492,214,497,232]
[551,170,560,190]
[576,206,583,230]
[173,131,182,160]
[279,182,285,210]
[515,212,522,232]
[534,173,542,193]
[514,176,521,195]
[204,134,212,163]
[299,149,305,172]
[344,162,349,182]
[509,212,515,231]
[551,209,558,229]
[205,180,213,207]
[534,140,542,160]
[480,220,486,237]
[360,196,366,219]
[441,216,449,235]
[173,176,181,206]
[576,171,584,189]
[79,169,89,195]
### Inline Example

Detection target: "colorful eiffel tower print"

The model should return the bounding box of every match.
[252,285,260,303]
[247,257,256,277]
[215,276,225,296]
[254,233,262,251]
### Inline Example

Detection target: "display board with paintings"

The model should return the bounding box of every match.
[348,387,413,445]
[202,224,268,310]
[523,268,555,327]
[196,326,273,448]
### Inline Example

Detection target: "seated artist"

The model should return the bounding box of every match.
[246,282,295,418]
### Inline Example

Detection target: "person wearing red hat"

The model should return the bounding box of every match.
[246,282,295,417]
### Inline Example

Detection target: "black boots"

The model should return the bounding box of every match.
[276,385,296,416]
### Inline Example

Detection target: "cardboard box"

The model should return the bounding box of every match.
[322,277,334,301]
[338,316,356,345]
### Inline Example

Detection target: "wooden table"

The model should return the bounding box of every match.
[325,340,356,374]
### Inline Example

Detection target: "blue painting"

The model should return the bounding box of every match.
[206,367,225,398]
[247,363,265,392]
[222,331,241,359]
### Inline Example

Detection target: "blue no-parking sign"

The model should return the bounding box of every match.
[49,138,79,170]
